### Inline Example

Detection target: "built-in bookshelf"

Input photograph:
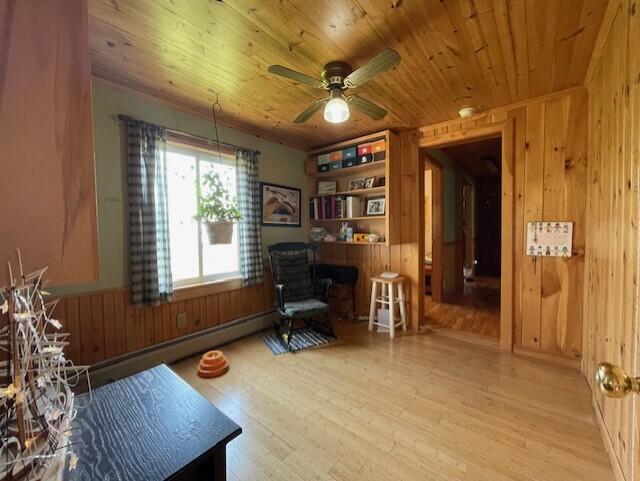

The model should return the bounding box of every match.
[305,130,400,246]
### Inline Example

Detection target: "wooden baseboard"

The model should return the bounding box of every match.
[421,325,501,350]
[590,392,626,481]
[512,345,581,371]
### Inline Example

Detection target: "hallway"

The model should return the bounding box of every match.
[425,277,501,338]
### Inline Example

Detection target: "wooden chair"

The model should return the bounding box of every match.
[268,243,334,351]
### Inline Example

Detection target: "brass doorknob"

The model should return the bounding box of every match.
[595,362,640,398]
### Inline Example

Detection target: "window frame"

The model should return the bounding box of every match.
[166,140,241,288]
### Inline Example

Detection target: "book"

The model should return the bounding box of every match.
[346,196,361,218]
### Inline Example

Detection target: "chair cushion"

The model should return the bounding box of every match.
[283,298,329,317]
[271,251,314,301]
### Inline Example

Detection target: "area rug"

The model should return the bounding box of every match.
[262,327,336,355]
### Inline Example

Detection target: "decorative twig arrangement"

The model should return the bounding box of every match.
[1,250,90,481]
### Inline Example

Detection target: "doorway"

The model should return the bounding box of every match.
[422,137,503,340]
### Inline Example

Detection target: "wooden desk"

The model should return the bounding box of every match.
[64,364,241,481]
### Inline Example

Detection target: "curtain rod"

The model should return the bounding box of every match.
[117,114,261,155]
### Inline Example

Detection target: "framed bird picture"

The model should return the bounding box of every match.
[260,182,302,227]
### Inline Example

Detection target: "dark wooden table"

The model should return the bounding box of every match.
[63,364,241,481]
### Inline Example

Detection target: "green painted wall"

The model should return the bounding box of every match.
[428,148,477,244]
[52,82,308,295]
[428,149,459,243]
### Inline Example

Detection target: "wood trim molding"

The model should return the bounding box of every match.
[307,130,389,155]
[512,345,581,371]
[424,156,444,303]
[172,277,243,302]
[585,0,621,85]
[418,120,515,352]
[417,87,585,135]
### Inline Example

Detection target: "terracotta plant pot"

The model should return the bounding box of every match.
[204,221,234,244]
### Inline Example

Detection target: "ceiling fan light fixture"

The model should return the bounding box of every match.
[324,89,350,123]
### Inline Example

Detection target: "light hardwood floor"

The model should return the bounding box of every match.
[425,278,501,338]
[172,324,613,481]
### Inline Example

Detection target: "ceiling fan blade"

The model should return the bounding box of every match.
[344,49,401,88]
[347,95,388,120]
[268,65,326,89]
[294,98,328,123]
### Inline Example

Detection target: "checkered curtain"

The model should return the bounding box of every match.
[236,148,263,286]
[125,119,173,306]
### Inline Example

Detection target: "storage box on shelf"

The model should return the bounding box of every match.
[305,130,399,246]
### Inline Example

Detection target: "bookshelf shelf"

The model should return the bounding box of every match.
[305,129,400,246]
[311,240,384,245]
[310,186,385,198]
[308,160,385,179]
[310,216,385,222]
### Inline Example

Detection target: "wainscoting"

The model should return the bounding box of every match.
[54,277,275,366]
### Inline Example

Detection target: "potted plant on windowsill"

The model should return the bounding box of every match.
[194,171,241,245]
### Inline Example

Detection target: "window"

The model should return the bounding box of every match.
[166,142,240,287]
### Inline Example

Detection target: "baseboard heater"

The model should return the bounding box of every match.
[87,309,278,388]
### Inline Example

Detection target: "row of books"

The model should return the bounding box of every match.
[310,195,361,220]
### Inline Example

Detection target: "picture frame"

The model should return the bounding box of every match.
[260,182,301,227]
[348,178,365,190]
[364,176,376,189]
[365,197,386,216]
[317,180,337,195]
[376,176,386,187]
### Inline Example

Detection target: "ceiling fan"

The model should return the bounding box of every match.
[267,49,401,124]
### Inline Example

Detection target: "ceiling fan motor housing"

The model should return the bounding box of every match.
[321,61,352,88]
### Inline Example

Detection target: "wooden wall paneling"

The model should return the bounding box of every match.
[540,94,570,355]
[388,131,402,245]
[102,291,116,359]
[400,130,422,329]
[161,303,171,344]
[134,304,146,350]
[144,308,154,346]
[191,297,202,333]
[520,102,545,349]
[416,87,586,357]
[114,290,127,355]
[561,89,587,357]
[205,295,218,328]
[430,162,444,303]
[53,279,275,366]
[510,106,527,346]
[629,3,640,478]
[0,0,98,285]
[500,119,515,351]
[153,305,163,345]
[64,297,81,365]
[78,296,93,365]
[582,2,637,478]
[169,302,180,341]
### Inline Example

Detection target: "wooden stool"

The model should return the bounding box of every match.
[368,276,407,337]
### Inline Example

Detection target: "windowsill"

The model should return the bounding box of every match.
[172,276,243,302]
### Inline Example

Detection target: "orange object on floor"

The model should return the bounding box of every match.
[197,350,229,378]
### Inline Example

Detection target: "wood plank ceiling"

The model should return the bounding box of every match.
[88,0,607,149]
